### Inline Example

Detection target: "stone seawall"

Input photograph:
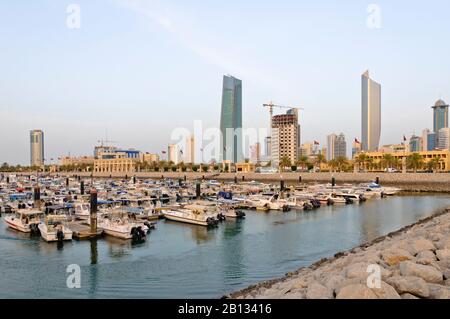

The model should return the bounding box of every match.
[45,172,450,192]
[228,208,450,299]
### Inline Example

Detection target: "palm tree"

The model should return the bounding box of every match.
[315,154,326,172]
[279,156,292,172]
[406,153,424,173]
[427,157,441,173]
[328,159,338,172]
[296,156,309,172]
[381,153,395,171]
[335,157,349,172]
[355,153,367,172]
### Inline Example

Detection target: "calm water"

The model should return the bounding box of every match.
[0,194,449,299]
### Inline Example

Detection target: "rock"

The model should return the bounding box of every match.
[445,279,450,287]
[401,293,420,299]
[386,276,430,298]
[436,249,450,261]
[344,262,391,280]
[409,237,435,255]
[306,282,333,299]
[324,275,346,291]
[442,268,450,280]
[436,235,450,250]
[428,284,450,299]
[370,281,401,299]
[399,261,443,284]
[382,248,414,266]
[336,284,378,299]
[290,277,310,289]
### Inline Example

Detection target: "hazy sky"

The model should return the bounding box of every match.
[1,0,450,165]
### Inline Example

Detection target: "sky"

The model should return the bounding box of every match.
[1,0,450,165]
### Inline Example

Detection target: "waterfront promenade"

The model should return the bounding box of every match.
[229,207,450,299]
[43,172,450,192]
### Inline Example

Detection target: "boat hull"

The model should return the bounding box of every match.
[164,214,209,226]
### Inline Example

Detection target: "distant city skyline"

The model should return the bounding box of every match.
[1,1,450,165]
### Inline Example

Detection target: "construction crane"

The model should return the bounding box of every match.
[263,101,304,127]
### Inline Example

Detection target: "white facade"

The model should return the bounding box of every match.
[438,128,450,150]
[168,144,179,164]
[361,71,381,152]
[184,135,195,164]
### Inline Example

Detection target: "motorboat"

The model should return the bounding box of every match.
[217,200,246,219]
[4,210,44,233]
[38,215,73,242]
[164,204,219,227]
[95,212,150,240]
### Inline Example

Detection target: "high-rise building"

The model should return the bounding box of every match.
[409,135,422,152]
[327,133,347,161]
[30,130,44,167]
[422,129,430,152]
[184,135,195,164]
[432,99,449,134]
[220,75,243,163]
[168,144,179,164]
[427,132,436,151]
[326,134,337,161]
[271,110,299,167]
[249,142,261,164]
[336,133,347,158]
[265,136,271,157]
[361,71,381,152]
[438,128,450,150]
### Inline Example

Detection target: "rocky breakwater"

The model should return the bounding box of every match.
[230,208,450,299]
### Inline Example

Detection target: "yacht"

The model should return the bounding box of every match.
[4,210,44,233]
[217,200,246,219]
[38,215,73,242]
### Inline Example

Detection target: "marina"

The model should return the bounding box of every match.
[0,174,449,298]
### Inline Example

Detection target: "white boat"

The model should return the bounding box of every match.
[4,210,44,233]
[73,202,90,220]
[38,215,73,242]
[164,204,219,226]
[217,200,246,219]
[96,212,149,240]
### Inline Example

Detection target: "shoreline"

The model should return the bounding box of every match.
[8,172,450,192]
[227,206,450,299]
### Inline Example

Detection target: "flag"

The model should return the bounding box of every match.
[355,138,361,144]
[162,151,166,154]
[180,150,184,155]
[403,135,407,142]
[314,141,320,145]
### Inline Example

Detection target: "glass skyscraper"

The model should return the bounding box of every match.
[220,75,243,163]
[361,71,381,152]
[432,99,449,134]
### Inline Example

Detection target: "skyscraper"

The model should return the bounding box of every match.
[220,75,243,163]
[432,99,449,134]
[30,130,44,167]
[361,71,381,152]
[438,128,450,150]
[271,110,299,167]
[409,135,422,152]
[168,144,179,164]
[184,135,195,164]
[327,133,347,161]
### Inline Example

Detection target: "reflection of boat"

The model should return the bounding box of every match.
[4,210,44,233]
[164,205,219,227]
[38,215,73,242]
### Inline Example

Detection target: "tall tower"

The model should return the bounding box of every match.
[432,99,449,133]
[30,130,44,167]
[361,71,381,152]
[220,75,243,163]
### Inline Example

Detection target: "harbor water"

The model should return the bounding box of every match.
[0,194,449,298]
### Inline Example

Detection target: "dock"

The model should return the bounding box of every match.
[67,222,103,239]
